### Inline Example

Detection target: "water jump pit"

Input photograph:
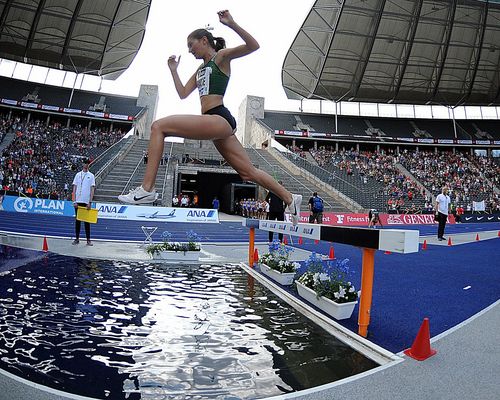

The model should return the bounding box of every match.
[0,247,377,399]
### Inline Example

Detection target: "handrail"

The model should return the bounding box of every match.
[160,142,174,205]
[92,135,133,179]
[120,156,143,196]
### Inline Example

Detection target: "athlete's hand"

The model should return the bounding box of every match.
[218,10,234,27]
[168,55,180,71]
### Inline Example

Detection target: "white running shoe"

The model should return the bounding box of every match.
[285,194,302,226]
[118,186,157,204]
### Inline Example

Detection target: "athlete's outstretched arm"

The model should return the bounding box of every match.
[217,10,259,61]
[168,55,198,99]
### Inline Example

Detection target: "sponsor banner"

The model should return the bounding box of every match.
[1,196,74,216]
[476,140,491,145]
[63,107,83,114]
[458,140,472,144]
[261,219,320,240]
[109,113,132,120]
[494,141,500,145]
[94,203,219,223]
[461,214,500,223]
[20,102,39,109]
[86,111,105,118]
[1,99,18,105]
[1,196,219,223]
[308,132,328,137]
[1,98,135,121]
[438,139,454,144]
[417,138,435,144]
[41,105,61,112]
[291,212,455,226]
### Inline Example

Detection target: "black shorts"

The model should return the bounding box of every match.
[204,105,237,131]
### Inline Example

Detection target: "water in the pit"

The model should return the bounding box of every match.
[0,246,377,399]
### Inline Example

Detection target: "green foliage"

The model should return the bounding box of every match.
[146,230,201,257]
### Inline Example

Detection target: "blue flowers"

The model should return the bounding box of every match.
[297,256,358,304]
[260,240,299,273]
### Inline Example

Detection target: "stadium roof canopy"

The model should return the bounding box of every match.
[282,0,500,107]
[0,0,151,79]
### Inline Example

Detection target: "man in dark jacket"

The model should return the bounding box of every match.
[266,180,285,242]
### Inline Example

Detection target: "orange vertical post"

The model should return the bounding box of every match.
[358,248,376,337]
[249,227,255,268]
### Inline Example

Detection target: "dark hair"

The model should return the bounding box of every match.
[188,29,226,51]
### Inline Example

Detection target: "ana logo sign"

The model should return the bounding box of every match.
[14,197,33,213]
[98,205,127,214]
[187,210,215,218]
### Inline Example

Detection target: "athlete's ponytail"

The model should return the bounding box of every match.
[213,37,226,51]
[188,29,226,51]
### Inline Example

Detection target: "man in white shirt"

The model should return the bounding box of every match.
[435,186,451,241]
[72,159,95,245]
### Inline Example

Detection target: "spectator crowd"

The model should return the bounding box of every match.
[0,114,125,199]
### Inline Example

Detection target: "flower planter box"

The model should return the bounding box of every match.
[152,250,201,262]
[260,263,296,286]
[296,281,357,320]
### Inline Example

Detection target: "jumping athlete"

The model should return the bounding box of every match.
[118,10,302,224]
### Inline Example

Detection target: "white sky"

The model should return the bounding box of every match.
[1,0,499,121]
[0,0,312,118]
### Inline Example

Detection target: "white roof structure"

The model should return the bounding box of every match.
[0,0,151,79]
[282,0,500,106]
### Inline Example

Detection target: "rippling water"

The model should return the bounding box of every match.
[0,248,377,399]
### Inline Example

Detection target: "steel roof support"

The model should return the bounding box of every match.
[464,1,488,105]
[351,0,387,99]
[430,0,457,102]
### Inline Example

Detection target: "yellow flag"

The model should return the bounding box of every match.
[77,207,98,224]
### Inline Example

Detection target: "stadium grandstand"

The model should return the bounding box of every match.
[0,0,499,216]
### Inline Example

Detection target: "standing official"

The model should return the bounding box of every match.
[72,159,95,246]
[435,187,451,241]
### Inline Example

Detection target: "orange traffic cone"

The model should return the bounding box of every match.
[253,248,259,266]
[404,318,437,361]
[283,236,288,245]
[298,236,303,245]
[475,233,479,241]
[329,246,335,259]
[42,236,48,252]
[447,237,452,246]
[422,240,427,250]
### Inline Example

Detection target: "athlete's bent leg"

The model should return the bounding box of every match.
[213,135,302,225]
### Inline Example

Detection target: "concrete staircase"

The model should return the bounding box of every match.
[93,139,168,204]
[247,148,349,212]
[0,131,16,154]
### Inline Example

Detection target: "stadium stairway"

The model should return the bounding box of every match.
[247,148,351,212]
[0,130,16,154]
[93,139,168,204]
